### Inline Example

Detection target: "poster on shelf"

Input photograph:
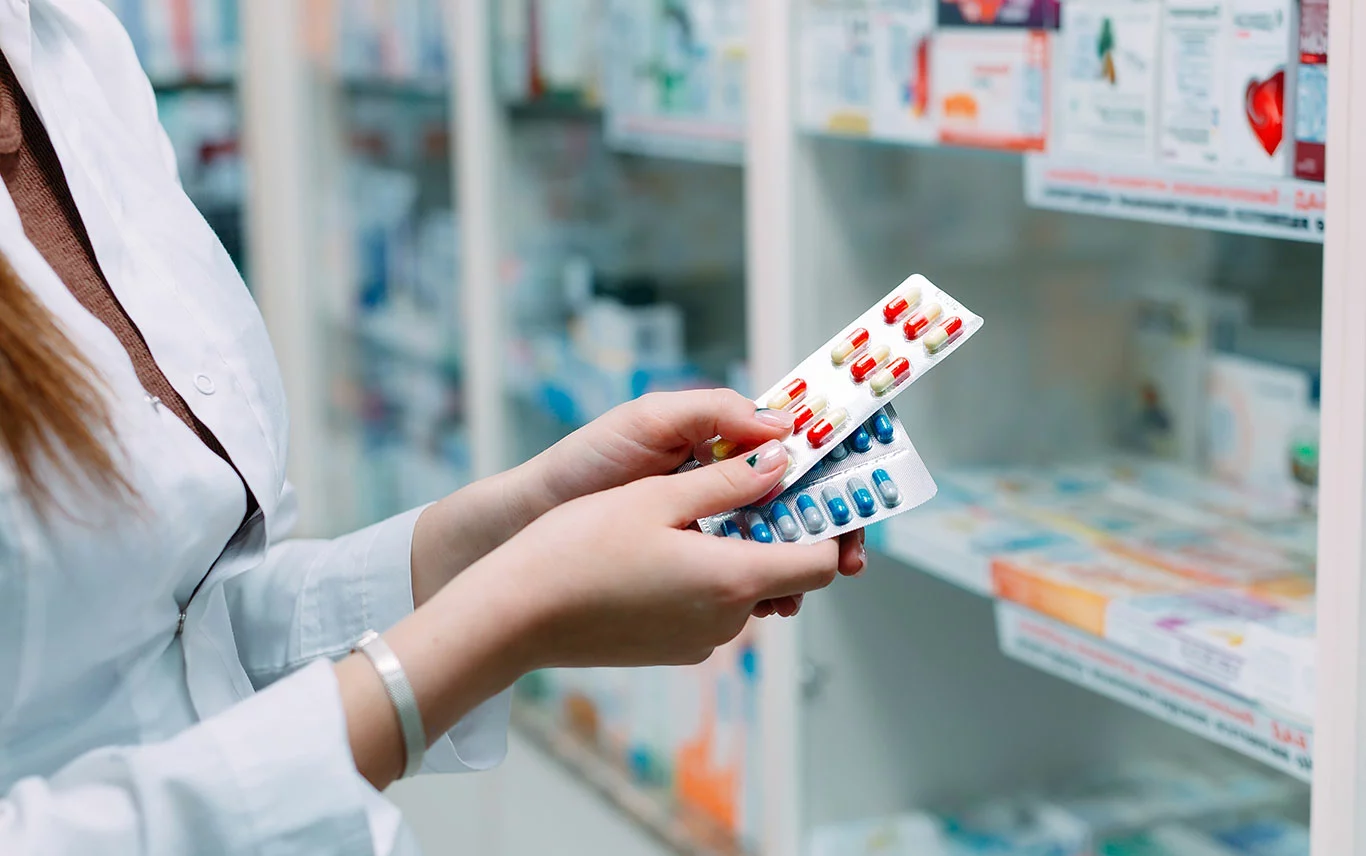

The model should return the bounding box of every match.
[1157,0,1225,170]
[934,29,1050,151]
[1223,0,1298,177]
[937,0,1060,28]
[1056,0,1160,161]
[798,1,874,135]
[1292,0,1328,182]
[869,0,937,143]
[1023,155,1325,242]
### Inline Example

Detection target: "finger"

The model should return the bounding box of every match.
[773,595,801,618]
[647,440,791,525]
[635,388,796,451]
[838,529,867,576]
[752,600,776,618]
[696,537,839,601]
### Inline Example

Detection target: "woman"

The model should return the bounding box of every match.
[0,2,863,853]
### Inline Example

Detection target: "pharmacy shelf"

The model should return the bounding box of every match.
[606,115,744,166]
[873,500,1316,783]
[997,603,1313,783]
[149,77,237,95]
[341,77,450,104]
[509,701,752,856]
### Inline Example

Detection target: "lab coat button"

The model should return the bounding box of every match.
[194,374,216,395]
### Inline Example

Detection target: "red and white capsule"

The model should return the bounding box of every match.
[882,286,922,324]
[766,377,808,410]
[849,344,891,383]
[870,357,912,396]
[807,407,849,447]
[830,327,870,365]
[788,394,828,432]
[903,302,943,340]
[924,316,964,354]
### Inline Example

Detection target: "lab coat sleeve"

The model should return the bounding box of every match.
[0,660,415,856]
[222,484,510,774]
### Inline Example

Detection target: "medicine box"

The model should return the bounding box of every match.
[1056,0,1162,161]
[991,543,1198,636]
[1222,0,1298,176]
[1157,0,1225,169]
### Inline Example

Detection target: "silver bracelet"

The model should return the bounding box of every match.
[353,630,426,779]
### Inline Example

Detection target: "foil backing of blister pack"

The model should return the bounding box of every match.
[742,273,982,495]
[697,405,937,545]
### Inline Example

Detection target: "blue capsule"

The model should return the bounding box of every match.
[827,441,850,462]
[769,502,801,542]
[821,486,852,526]
[872,411,895,444]
[746,511,774,543]
[849,477,877,517]
[721,519,744,539]
[849,426,873,454]
[796,494,827,534]
[872,468,901,507]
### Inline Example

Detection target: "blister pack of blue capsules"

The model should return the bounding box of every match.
[697,404,938,545]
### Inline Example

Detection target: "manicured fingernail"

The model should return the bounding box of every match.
[745,440,789,474]
[755,407,797,431]
[711,439,738,461]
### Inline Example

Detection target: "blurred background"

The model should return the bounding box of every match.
[112,0,1330,853]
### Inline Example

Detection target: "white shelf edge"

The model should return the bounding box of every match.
[509,701,752,856]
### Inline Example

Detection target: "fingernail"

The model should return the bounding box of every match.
[854,546,867,577]
[711,439,739,461]
[755,407,797,431]
[745,440,789,474]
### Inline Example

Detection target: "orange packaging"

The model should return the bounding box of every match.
[991,547,1195,636]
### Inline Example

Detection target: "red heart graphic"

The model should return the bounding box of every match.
[1245,69,1285,157]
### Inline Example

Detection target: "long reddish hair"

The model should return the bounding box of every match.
[0,250,129,511]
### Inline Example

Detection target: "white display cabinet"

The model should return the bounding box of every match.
[245,1,466,538]
[237,0,1366,853]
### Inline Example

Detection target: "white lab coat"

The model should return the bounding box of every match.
[0,1,510,853]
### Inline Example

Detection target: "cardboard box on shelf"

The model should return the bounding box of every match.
[937,0,1061,28]
[798,2,875,135]
[934,29,1051,151]
[1105,523,1312,587]
[1223,0,1298,176]
[1293,0,1328,181]
[1103,589,1282,699]
[869,0,937,144]
[1056,0,1162,161]
[1207,352,1318,512]
[991,544,1198,636]
[1158,0,1225,169]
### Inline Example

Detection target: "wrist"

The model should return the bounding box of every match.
[389,555,542,742]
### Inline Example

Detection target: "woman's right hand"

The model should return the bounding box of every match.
[487,437,839,669]
[340,438,840,787]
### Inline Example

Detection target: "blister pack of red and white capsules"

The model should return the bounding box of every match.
[699,404,938,544]
[701,274,982,495]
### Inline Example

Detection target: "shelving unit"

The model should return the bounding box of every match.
[228,0,1365,853]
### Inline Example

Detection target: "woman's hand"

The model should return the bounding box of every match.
[343,440,845,787]
[530,389,866,607]
[411,389,865,611]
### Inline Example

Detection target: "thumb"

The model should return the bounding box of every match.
[654,439,791,525]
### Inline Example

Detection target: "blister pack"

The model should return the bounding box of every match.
[723,274,982,496]
[696,405,938,545]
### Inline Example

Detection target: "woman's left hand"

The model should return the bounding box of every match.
[527,389,867,614]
